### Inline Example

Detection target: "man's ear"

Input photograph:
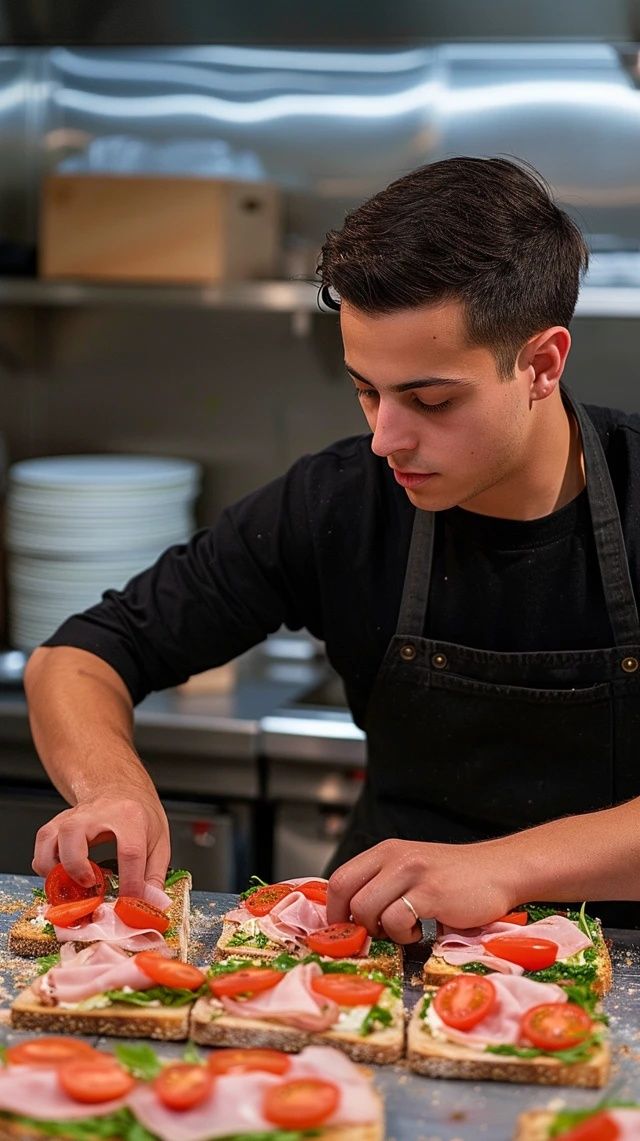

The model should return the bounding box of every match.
[518,326,572,402]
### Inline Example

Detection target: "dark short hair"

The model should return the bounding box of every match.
[318,156,589,377]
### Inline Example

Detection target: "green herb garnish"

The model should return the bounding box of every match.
[106,983,208,1008]
[31,887,46,901]
[419,993,433,1020]
[460,961,491,975]
[549,1101,639,1137]
[114,1042,162,1080]
[369,938,396,958]
[0,1108,155,1141]
[239,875,269,901]
[228,929,271,949]
[36,951,61,975]
[164,868,190,888]
[41,921,55,937]
[359,1004,393,1036]
[486,1031,603,1065]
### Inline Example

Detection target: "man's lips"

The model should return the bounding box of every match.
[392,469,437,489]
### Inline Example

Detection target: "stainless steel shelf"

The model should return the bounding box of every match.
[0,277,638,315]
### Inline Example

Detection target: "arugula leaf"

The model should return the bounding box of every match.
[228,930,271,949]
[271,951,301,972]
[208,957,268,977]
[564,982,607,1022]
[164,868,190,888]
[31,886,47,901]
[460,961,491,975]
[106,984,208,1008]
[182,1040,204,1064]
[0,1108,152,1140]
[524,945,598,986]
[359,1004,393,1036]
[41,921,55,937]
[36,951,61,975]
[114,1042,162,1080]
[486,1031,603,1065]
[239,875,269,901]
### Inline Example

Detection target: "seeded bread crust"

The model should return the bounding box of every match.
[512,1110,560,1140]
[215,917,403,979]
[189,993,404,1064]
[7,873,192,961]
[422,917,612,997]
[406,999,610,1087]
[10,983,190,1039]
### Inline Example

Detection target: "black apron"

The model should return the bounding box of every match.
[328,390,640,927]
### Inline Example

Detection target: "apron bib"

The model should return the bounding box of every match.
[328,390,640,927]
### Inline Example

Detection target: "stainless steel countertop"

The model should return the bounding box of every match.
[0,875,639,1141]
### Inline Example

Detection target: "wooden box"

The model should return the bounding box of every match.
[39,174,282,283]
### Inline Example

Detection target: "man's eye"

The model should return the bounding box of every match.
[414,398,452,414]
[356,388,378,402]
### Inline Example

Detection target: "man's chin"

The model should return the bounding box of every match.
[405,482,461,512]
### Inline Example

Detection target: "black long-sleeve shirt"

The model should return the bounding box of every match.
[46,402,640,726]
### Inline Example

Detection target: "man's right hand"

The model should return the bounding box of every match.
[32,790,171,901]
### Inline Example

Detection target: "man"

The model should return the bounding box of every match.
[26,157,640,940]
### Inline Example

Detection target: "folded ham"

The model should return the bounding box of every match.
[426,973,568,1048]
[33,941,156,1005]
[225,877,372,957]
[598,1110,640,1139]
[433,914,593,974]
[0,1066,131,1120]
[50,901,170,953]
[215,961,340,1031]
[128,1046,379,1141]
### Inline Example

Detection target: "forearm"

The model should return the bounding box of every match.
[492,800,640,904]
[24,645,156,805]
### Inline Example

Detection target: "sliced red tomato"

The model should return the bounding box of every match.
[484,935,558,971]
[44,861,106,905]
[153,1063,213,1112]
[244,883,294,916]
[521,1002,593,1052]
[6,1038,100,1068]
[114,896,170,934]
[45,895,105,928]
[208,967,285,998]
[496,912,528,926]
[58,1058,135,1104]
[433,974,497,1031]
[311,973,384,1006]
[207,1048,291,1076]
[558,1113,621,1141]
[263,1078,340,1129]
[297,880,328,904]
[305,922,368,958]
[134,951,206,990]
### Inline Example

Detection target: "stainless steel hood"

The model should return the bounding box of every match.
[2,0,640,47]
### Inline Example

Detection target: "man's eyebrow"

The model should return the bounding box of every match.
[344,363,472,392]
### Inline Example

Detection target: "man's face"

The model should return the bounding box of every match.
[340,298,535,514]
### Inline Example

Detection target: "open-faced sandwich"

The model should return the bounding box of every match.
[514,1102,640,1139]
[0,1037,384,1140]
[423,905,611,997]
[216,876,403,978]
[407,972,610,1087]
[8,864,192,961]
[11,943,207,1040]
[190,951,405,1064]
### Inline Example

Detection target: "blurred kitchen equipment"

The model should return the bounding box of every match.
[6,454,201,650]
[40,174,282,283]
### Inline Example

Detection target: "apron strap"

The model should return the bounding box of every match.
[567,391,640,646]
[396,506,434,635]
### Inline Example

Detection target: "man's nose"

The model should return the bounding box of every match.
[370,405,417,458]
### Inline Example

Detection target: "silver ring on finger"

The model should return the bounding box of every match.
[400,894,420,924]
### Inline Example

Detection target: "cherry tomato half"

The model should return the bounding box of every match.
[484,935,558,971]
[297,880,329,904]
[305,922,368,958]
[263,1078,340,1130]
[114,896,170,934]
[207,1048,291,1076]
[208,967,285,999]
[433,974,497,1031]
[495,912,528,926]
[44,861,107,906]
[244,883,295,916]
[6,1038,100,1068]
[311,973,384,1007]
[521,1002,593,1052]
[153,1063,213,1112]
[134,951,206,990]
[58,1059,135,1104]
[45,895,105,928]
[558,1112,621,1141]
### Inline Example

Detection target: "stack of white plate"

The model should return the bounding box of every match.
[6,455,201,651]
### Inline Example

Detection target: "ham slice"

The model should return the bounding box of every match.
[128,1046,377,1141]
[33,941,155,1005]
[53,901,170,953]
[434,914,592,972]
[217,961,339,1031]
[0,1066,130,1120]
[608,1110,640,1137]
[226,877,372,957]
[427,973,567,1048]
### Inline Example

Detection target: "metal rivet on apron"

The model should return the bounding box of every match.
[621,656,639,673]
[432,653,448,669]
[399,644,416,662]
